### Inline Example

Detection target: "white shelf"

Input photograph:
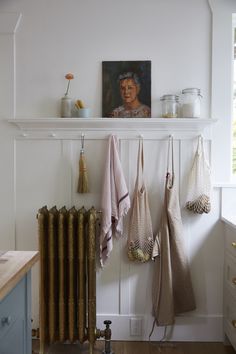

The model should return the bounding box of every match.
[8,117,217,132]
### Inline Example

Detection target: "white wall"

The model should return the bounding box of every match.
[0,0,211,119]
[0,0,227,342]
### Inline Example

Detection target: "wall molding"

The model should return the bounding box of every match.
[0,13,22,119]
[0,13,22,34]
[207,0,236,182]
[8,118,216,141]
[8,118,217,131]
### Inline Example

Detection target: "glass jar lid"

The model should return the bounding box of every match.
[160,94,179,101]
[182,88,201,96]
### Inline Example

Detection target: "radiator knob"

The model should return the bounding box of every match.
[104,320,112,326]
[232,242,236,248]
[1,316,11,326]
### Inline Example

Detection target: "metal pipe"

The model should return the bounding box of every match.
[89,343,94,354]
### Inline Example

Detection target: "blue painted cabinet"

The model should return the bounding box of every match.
[0,272,32,354]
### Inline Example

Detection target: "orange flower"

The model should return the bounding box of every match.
[65,73,74,80]
[64,73,74,96]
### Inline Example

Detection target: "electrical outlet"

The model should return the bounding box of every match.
[130,317,142,336]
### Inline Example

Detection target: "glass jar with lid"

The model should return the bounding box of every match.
[181,88,202,118]
[160,95,179,118]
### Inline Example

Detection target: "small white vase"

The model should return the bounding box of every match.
[61,96,72,118]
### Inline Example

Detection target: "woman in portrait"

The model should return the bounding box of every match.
[110,72,151,118]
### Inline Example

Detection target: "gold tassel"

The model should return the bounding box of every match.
[77,135,89,193]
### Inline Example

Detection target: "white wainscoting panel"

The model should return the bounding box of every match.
[10,127,224,341]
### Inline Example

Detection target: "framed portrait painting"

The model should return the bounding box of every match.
[102,61,151,118]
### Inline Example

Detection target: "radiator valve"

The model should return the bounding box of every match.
[102,320,114,354]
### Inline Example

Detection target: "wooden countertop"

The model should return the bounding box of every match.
[0,251,39,301]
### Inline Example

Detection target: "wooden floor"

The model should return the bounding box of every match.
[33,340,236,354]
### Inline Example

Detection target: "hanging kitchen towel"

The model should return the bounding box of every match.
[100,135,130,267]
[152,136,196,327]
[186,136,211,214]
[127,139,154,263]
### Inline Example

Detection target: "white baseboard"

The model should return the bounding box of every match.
[96,314,224,342]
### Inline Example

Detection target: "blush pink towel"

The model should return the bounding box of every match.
[100,135,130,267]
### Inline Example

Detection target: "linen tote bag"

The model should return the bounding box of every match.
[186,136,211,214]
[127,139,153,263]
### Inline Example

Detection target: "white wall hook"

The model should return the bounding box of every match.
[50,132,56,138]
[21,132,28,138]
[81,133,85,150]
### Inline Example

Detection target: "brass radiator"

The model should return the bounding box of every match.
[38,206,113,354]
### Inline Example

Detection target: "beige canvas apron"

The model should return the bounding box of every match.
[152,137,196,327]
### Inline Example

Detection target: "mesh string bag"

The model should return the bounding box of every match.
[127,139,154,263]
[186,136,211,214]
